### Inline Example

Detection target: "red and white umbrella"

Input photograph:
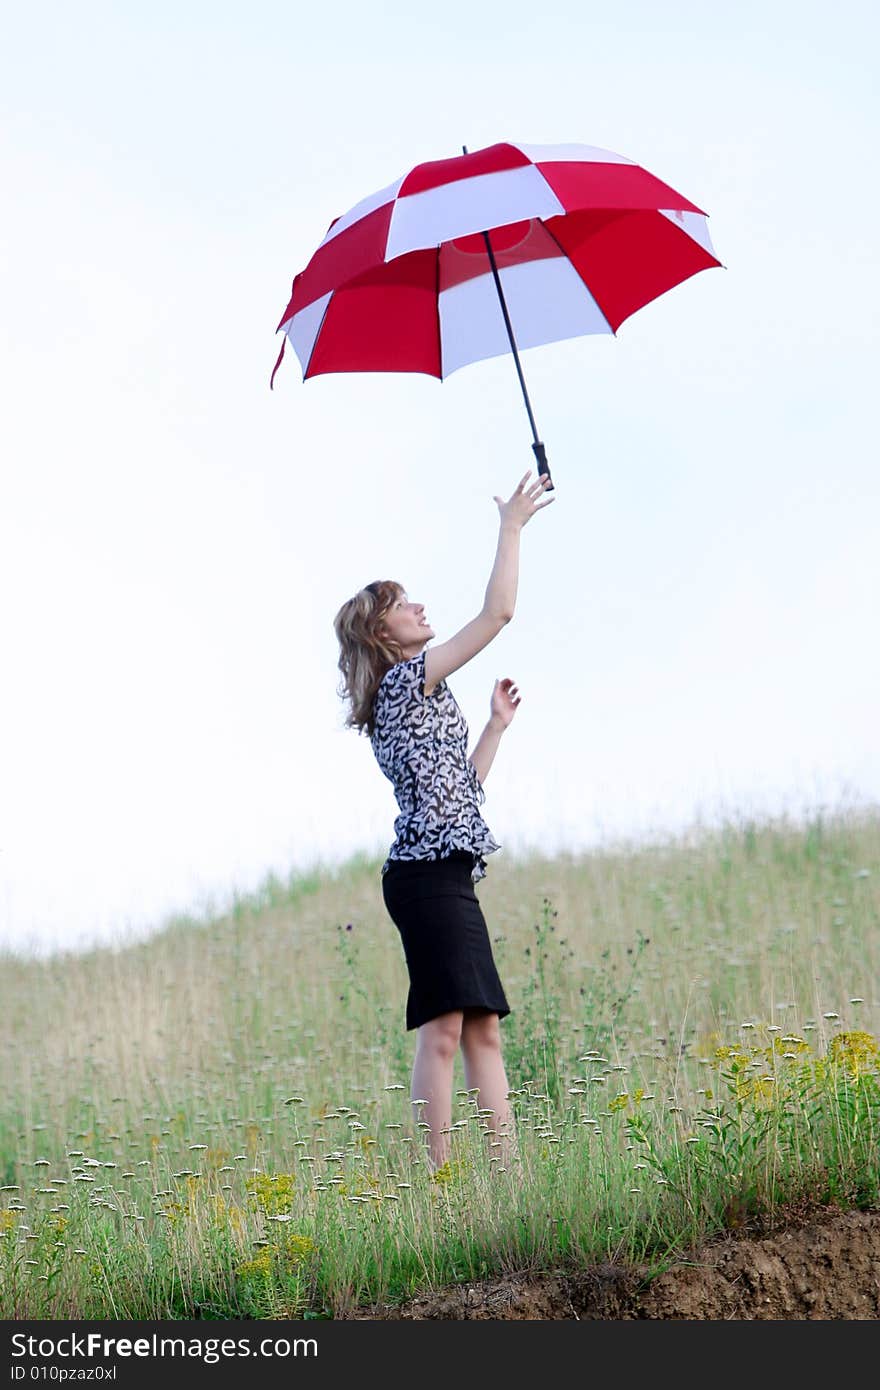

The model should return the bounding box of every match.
[272,141,721,483]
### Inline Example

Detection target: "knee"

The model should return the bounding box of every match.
[461,1010,502,1054]
[417,1011,463,1062]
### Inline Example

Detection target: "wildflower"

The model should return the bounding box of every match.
[829,1031,880,1081]
[246,1173,296,1216]
[237,1248,273,1280]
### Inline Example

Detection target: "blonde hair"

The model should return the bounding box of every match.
[333,580,406,736]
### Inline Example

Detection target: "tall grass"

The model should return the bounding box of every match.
[1,809,878,1318]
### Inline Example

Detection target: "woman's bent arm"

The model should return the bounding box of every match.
[468,716,505,786]
[468,677,521,784]
[424,472,553,695]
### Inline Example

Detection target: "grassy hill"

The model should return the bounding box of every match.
[1,810,878,1317]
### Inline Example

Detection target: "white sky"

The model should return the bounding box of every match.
[2,0,878,953]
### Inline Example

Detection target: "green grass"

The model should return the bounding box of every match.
[1,808,878,1318]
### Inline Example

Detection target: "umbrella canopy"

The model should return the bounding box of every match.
[274,141,721,383]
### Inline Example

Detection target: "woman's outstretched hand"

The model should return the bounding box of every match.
[493,470,555,529]
[490,678,521,730]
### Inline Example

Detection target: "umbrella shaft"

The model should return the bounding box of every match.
[481,230,541,447]
[462,145,550,483]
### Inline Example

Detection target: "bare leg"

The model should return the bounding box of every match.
[411,1011,463,1169]
[460,1010,515,1162]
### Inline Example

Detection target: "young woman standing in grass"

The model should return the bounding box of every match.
[333,470,554,1169]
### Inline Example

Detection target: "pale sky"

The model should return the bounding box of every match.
[2,1,878,952]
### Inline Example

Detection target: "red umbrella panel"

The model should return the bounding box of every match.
[272,141,722,480]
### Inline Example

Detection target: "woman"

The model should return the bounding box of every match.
[333,470,554,1169]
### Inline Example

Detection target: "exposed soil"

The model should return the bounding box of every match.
[350,1205,880,1319]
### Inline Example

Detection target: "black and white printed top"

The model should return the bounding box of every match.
[370,650,500,882]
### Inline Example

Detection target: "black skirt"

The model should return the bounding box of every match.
[381,850,511,1031]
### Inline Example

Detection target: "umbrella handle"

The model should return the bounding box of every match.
[532,441,553,489]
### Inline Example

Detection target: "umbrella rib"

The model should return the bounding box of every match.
[303,293,334,380]
[435,243,443,380]
[539,218,616,336]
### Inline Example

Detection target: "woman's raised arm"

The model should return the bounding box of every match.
[423,471,553,695]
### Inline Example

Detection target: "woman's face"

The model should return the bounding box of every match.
[380,591,435,657]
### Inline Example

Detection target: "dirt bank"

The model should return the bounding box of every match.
[350,1205,880,1319]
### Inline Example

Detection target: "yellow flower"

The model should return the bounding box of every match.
[280,1232,315,1267]
[771,1035,811,1057]
[429,1155,470,1186]
[0,1210,16,1234]
[163,1201,187,1225]
[749,1076,776,1104]
[237,1232,315,1282]
[237,1247,273,1280]
[246,1173,296,1216]
[829,1030,880,1080]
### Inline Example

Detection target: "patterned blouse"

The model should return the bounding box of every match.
[370,650,500,881]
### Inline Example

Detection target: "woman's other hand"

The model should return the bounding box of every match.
[493,470,555,530]
[489,678,521,730]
